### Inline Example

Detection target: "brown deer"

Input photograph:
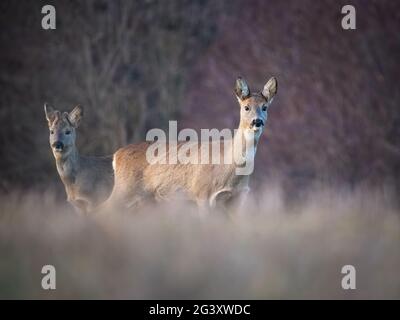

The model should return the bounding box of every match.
[106,77,277,213]
[44,104,114,214]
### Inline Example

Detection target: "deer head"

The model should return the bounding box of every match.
[44,104,84,159]
[234,76,278,138]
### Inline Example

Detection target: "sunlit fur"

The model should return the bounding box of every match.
[105,77,277,213]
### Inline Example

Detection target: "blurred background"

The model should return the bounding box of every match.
[0,0,399,200]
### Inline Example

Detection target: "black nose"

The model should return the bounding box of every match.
[252,119,264,127]
[52,141,64,151]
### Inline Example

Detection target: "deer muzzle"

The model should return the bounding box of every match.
[52,141,64,152]
[251,119,264,128]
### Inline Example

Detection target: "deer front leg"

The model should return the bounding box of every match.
[233,187,250,215]
[68,198,90,214]
[210,187,250,217]
[208,188,234,216]
[196,199,212,217]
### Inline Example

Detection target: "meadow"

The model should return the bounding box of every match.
[1,185,399,299]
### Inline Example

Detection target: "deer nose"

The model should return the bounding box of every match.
[252,119,264,127]
[52,141,64,151]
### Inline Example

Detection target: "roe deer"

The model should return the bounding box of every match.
[44,104,114,213]
[106,77,277,213]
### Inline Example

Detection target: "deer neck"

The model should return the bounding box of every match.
[231,125,261,167]
[55,146,80,184]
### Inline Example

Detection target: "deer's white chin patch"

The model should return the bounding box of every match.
[244,128,262,141]
[248,126,263,138]
[53,146,68,155]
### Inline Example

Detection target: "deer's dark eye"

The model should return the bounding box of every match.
[65,130,71,135]
[244,106,250,111]
[50,130,54,135]
[262,106,267,111]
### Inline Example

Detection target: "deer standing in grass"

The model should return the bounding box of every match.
[106,77,277,213]
[44,104,114,214]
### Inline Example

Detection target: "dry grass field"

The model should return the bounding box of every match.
[1,185,399,299]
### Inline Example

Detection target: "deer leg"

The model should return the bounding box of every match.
[209,189,234,216]
[68,198,90,215]
[196,199,211,217]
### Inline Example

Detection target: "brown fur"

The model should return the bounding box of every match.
[107,77,277,212]
[108,141,248,210]
[45,104,114,213]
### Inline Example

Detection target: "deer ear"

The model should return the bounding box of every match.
[262,77,278,101]
[235,77,251,101]
[44,103,56,125]
[68,105,84,127]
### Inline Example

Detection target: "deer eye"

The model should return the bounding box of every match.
[65,130,71,135]
[262,106,267,111]
[244,106,250,111]
[50,130,54,135]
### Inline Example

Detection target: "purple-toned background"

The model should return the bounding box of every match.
[0,0,399,199]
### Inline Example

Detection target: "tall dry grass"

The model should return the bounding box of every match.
[0,185,399,299]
